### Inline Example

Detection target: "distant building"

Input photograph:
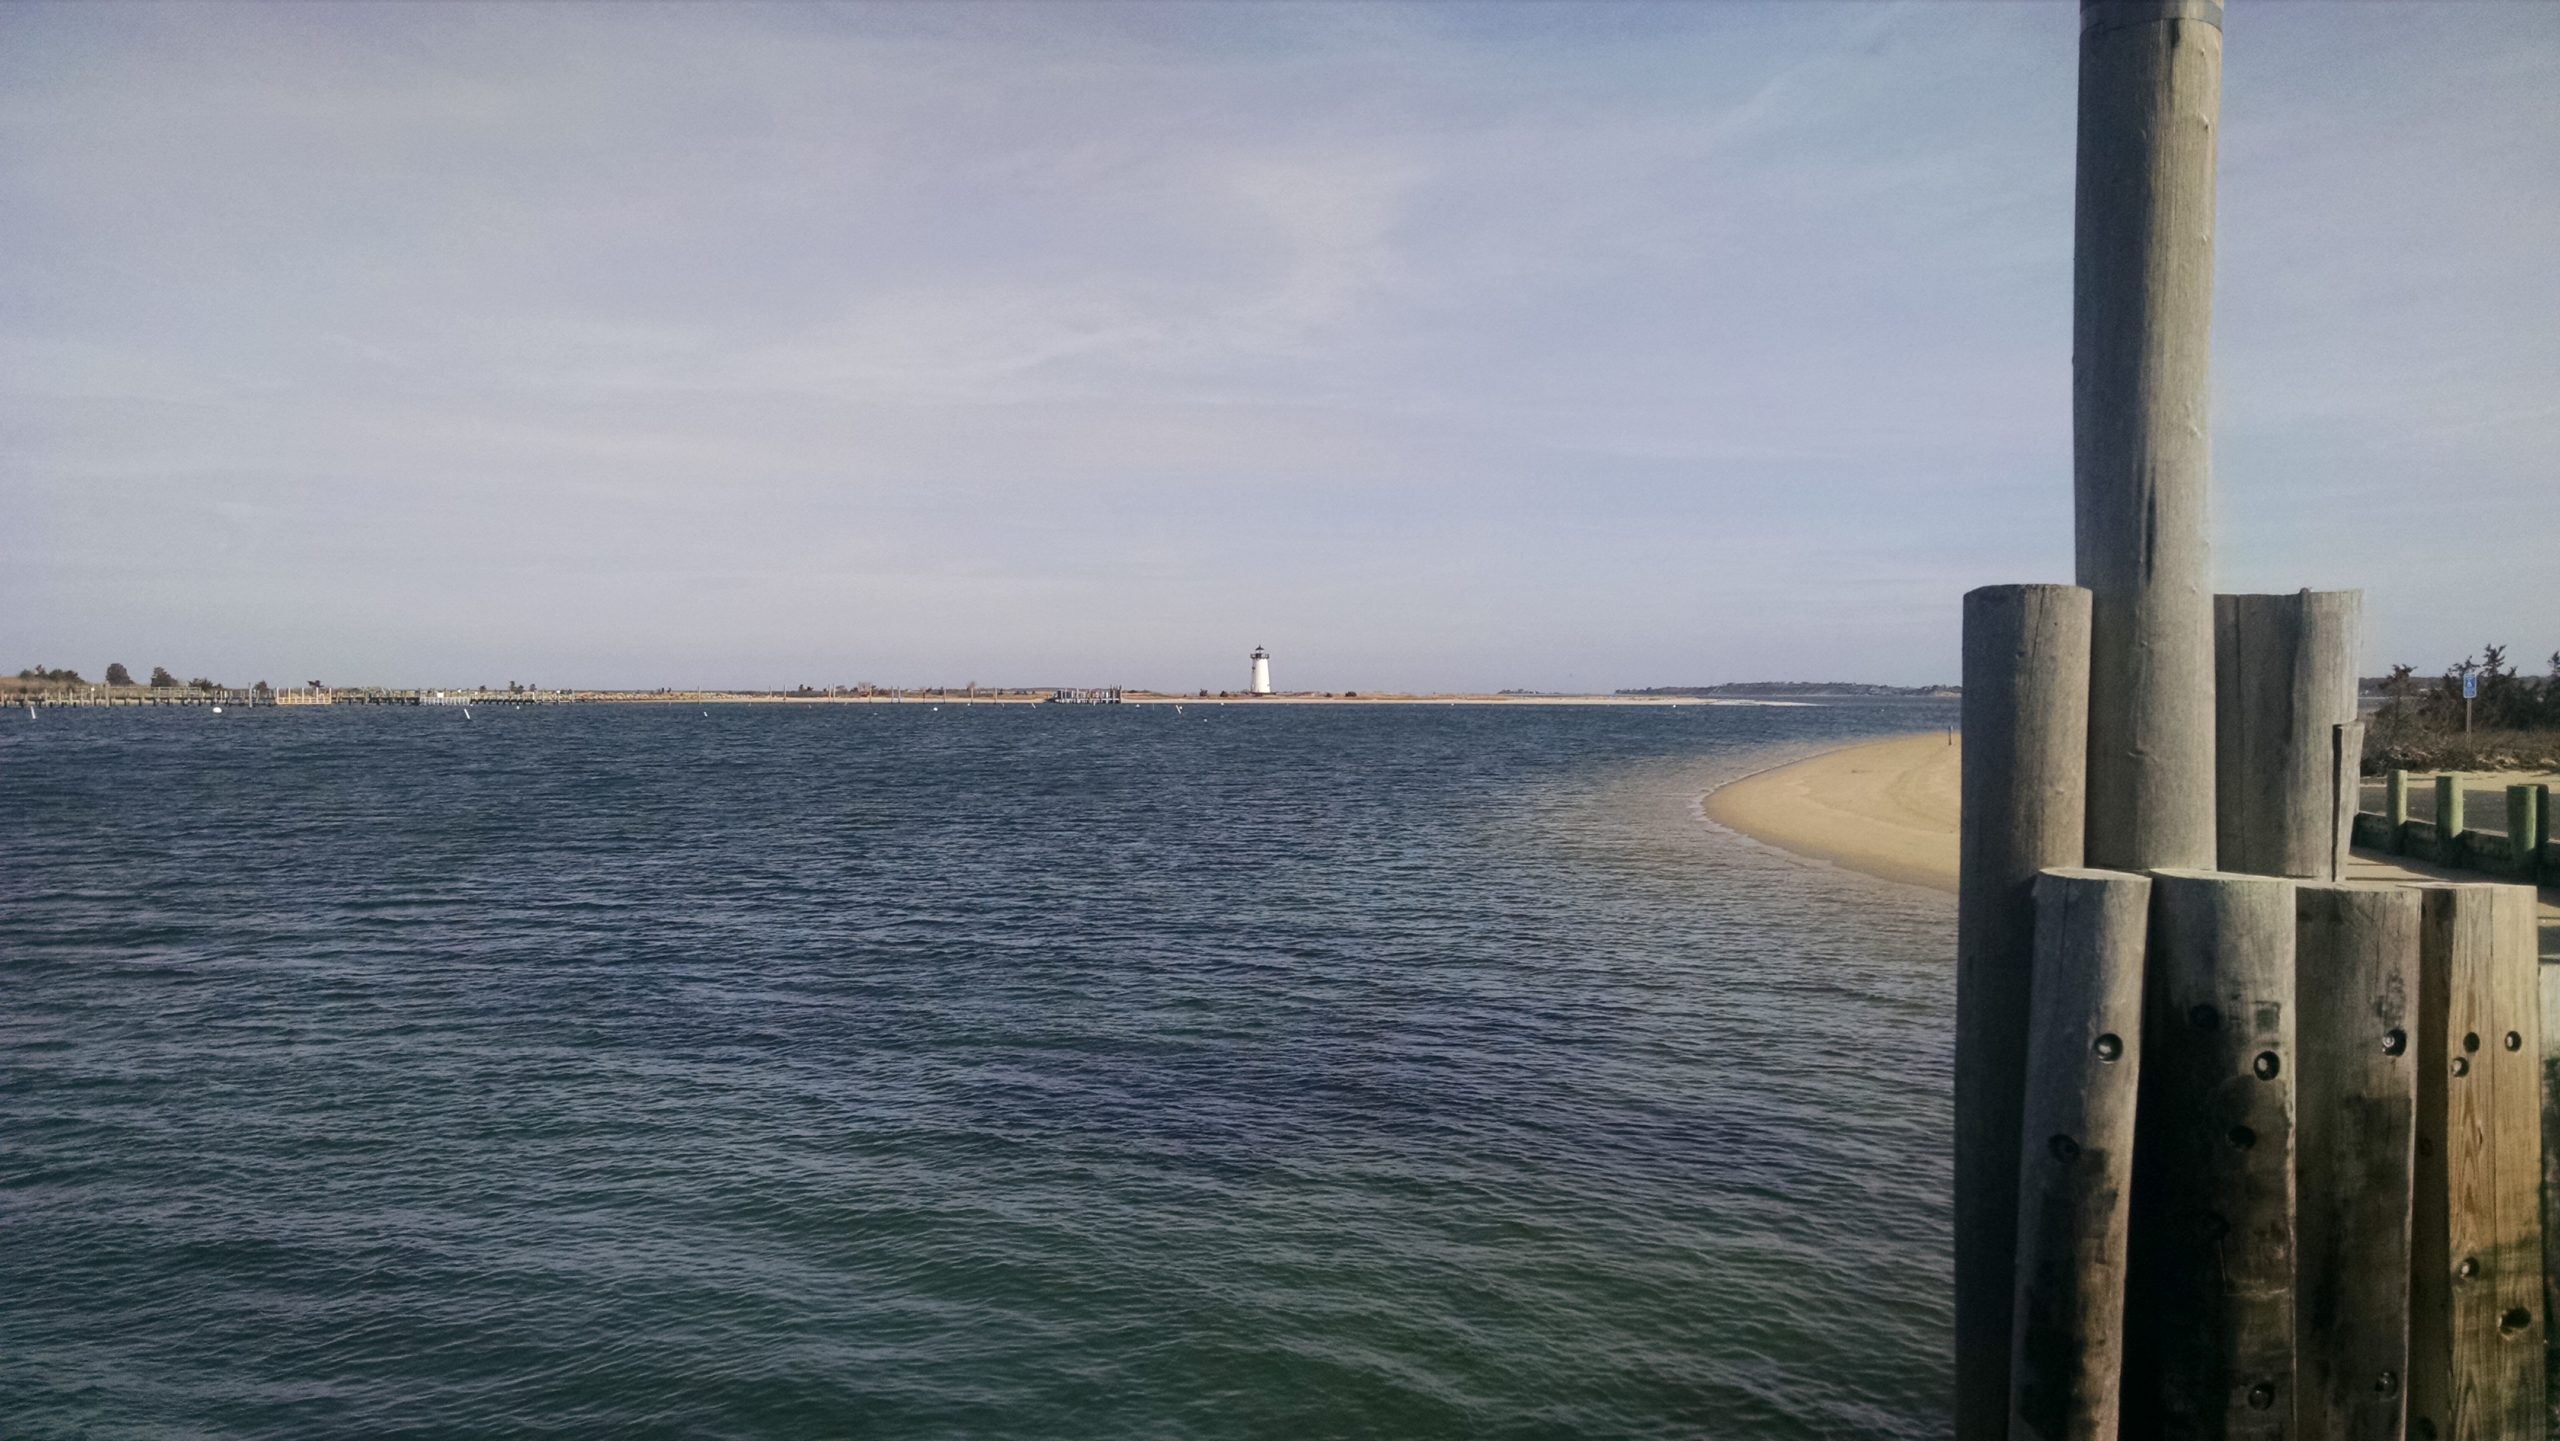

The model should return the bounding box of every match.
[1249,647,1272,695]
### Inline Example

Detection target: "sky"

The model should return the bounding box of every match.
[3,2,2553,694]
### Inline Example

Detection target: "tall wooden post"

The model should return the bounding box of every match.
[2410,884,2546,1441]
[1960,584,2095,1441]
[2214,590,2364,878]
[2294,881,2421,1441]
[2125,868,2297,1438]
[2074,0,2223,873]
[2010,868,2151,1441]
[2387,770,2412,856]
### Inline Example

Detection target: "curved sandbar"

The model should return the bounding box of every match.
[1704,731,1961,892]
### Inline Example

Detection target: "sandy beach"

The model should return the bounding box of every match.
[1704,731,1961,892]
[1709,732,2559,955]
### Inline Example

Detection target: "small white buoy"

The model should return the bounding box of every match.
[211,705,223,715]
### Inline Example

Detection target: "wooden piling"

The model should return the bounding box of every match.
[2074,0,2223,874]
[2010,867,2151,1441]
[2540,962,2560,1431]
[2294,881,2422,1441]
[2331,722,2366,881]
[2388,771,2412,857]
[2436,777,2466,868]
[2125,868,2296,1439]
[2213,590,2363,879]
[1960,583,2095,1441]
[2410,884,2545,1441]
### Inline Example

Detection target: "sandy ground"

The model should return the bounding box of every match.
[1703,731,1961,892]
[1708,732,2559,957]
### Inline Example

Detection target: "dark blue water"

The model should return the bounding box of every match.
[3,702,1957,1439]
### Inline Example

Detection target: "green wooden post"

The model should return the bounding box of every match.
[2387,770,2411,856]
[2508,785,2543,883]
[2437,775,2466,867]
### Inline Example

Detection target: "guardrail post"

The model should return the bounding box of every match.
[2435,776,2466,868]
[2505,785,2542,884]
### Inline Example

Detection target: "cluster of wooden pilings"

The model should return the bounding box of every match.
[1963,591,2545,1438]
[1955,3,2549,1437]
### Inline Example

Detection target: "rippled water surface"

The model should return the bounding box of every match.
[4,702,1958,1439]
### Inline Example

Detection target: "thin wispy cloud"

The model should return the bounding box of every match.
[4,1,2552,690]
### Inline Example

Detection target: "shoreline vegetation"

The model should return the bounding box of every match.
[2361,646,2560,772]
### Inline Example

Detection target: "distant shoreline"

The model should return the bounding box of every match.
[8,686,1825,709]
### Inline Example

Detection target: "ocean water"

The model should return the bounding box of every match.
[2,701,1959,1440]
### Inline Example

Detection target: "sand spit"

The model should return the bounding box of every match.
[1703,731,1960,892]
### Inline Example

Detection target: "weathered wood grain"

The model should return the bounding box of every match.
[2213,590,2362,879]
[2074,0,2223,876]
[2011,867,2152,1441]
[2295,881,2422,1441]
[2331,723,2366,882]
[2411,884,2545,1441]
[2126,867,2297,1439]
[2537,963,2560,1437]
[1960,583,2096,1441]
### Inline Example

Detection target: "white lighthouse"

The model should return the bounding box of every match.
[1248,646,1272,695]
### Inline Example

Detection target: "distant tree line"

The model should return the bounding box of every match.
[12,662,239,692]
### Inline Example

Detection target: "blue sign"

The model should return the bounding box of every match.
[2463,671,2480,700]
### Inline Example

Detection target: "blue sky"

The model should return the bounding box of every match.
[4,1,2553,692]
